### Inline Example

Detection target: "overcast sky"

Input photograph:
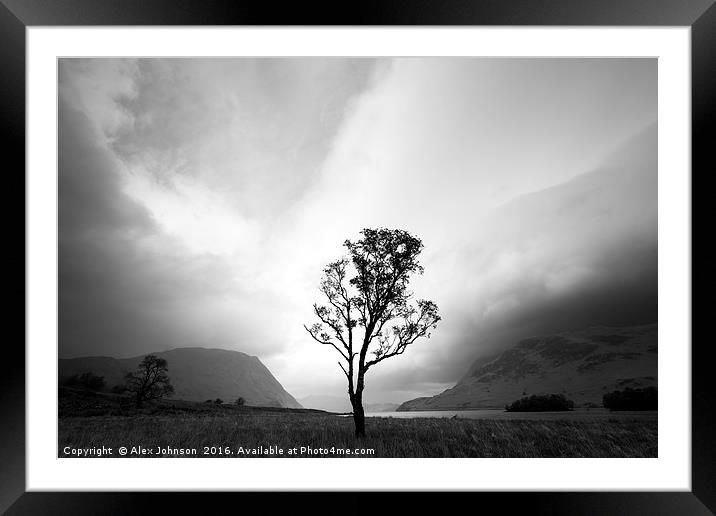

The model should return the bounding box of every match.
[58,58,657,403]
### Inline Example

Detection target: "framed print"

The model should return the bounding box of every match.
[4,0,712,513]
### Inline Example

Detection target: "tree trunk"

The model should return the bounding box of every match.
[352,374,367,438]
[352,398,366,438]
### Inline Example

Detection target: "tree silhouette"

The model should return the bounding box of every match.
[124,355,174,408]
[305,228,440,437]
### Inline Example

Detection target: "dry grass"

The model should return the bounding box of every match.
[58,411,657,458]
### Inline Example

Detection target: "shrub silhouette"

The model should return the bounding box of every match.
[63,372,106,392]
[603,387,657,411]
[111,384,127,394]
[505,394,574,412]
[235,397,246,406]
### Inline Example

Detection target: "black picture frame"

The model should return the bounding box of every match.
[3,0,710,514]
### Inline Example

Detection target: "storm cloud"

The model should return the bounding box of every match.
[58,58,657,403]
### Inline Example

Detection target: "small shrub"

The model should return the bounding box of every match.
[603,387,657,411]
[62,375,79,388]
[214,398,223,405]
[235,397,246,406]
[62,372,106,392]
[505,394,574,412]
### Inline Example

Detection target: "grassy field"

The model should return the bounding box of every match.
[58,389,657,458]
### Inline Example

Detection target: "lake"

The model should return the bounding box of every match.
[364,409,657,420]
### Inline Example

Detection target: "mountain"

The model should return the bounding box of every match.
[397,324,657,411]
[364,402,401,413]
[59,347,302,408]
[298,394,399,413]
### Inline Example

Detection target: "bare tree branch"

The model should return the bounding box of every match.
[303,324,349,361]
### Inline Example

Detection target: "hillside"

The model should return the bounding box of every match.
[59,347,302,408]
[397,324,657,410]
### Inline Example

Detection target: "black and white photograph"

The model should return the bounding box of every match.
[57,57,658,459]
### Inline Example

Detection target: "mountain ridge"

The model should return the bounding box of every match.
[59,347,302,408]
[397,324,657,411]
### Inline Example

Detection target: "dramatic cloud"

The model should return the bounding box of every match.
[58,58,656,403]
[59,104,280,358]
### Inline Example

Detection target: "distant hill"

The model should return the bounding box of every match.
[397,324,656,411]
[59,347,302,409]
[298,394,399,413]
[364,402,401,413]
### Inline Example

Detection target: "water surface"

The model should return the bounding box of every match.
[364,409,656,420]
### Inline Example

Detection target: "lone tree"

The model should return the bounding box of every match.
[305,228,440,437]
[125,354,174,408]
